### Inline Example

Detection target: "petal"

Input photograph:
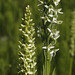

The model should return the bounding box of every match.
[41,17,45,19]
[53,16,57,23]
[53,19,57,23]
[50,33,53,37]
[57,21,63,24]
[50,46,55,49]
[21,18,24,20]
[19,28,22,31]
[57,8,63,14]
[21,24,25,27]
[28,71,34,74]
[48,14,53,17]
[42,46,47,49]
[54,49,59,52]
[56,31,60,34]
[44,20,47,24]
[59,12,63,14]
[48,46,55,51]
[47,28,51,32]
[44,5,49,8]
[49,9,51,13]
[48,19,51,22]
[37,4,42,6]
[53,0,60,6]
[54,35,60,40]
[38,0,44,4]
[54,11,58,15]
[50,51,54,54]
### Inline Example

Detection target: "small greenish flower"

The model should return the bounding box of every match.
[57,21,63,24]
[41,16,51,24]
[42,45,54,51]
[52,15,58,23]
[54,8,63,16]
[53,0,60,6]
[52,15,63,24]
[44,4,54,13]
[38,0,44,4]
[47,28,60,42]
[38,0,46,6]
[57,8,63,14]
[50,30,60,40]
[50,49,59,59]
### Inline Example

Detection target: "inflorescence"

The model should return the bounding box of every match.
[18,5,37,75]
[38,0,63,59]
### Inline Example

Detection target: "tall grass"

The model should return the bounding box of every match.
[69,11,75,75]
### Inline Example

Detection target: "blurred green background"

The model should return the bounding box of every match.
[0,0,75,75]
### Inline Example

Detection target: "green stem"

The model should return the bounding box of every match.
[45,50,47,75]
[45,36,51,75]
[69,39,75,75]
[43,0,51,75]
[47,52,51,75]
[45,49,51,75]
[69,57,73,75]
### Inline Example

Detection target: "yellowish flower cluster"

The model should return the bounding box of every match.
[18,5,37,75]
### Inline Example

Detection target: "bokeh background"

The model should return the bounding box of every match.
[0,0,75,75]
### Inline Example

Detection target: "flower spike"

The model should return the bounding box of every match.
[18,5,37,75]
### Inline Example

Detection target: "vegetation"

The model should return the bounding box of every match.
[0,0,75,75]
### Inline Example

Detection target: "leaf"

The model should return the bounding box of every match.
[52,68,56,75]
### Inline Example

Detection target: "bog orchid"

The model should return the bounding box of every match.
[18,5,37,75]
[38,0,63,60]
[38,0,63,75]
